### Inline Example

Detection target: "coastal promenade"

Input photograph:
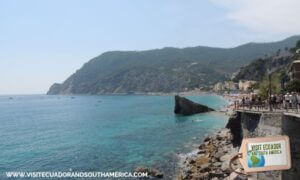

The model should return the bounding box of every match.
[229,109,300,179]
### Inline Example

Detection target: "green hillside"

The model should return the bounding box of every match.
[47,35,300,94]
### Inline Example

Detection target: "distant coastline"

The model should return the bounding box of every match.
[45,90,212,96]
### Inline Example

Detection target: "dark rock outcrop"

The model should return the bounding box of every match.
[225,112,242,147]
[174,95,214,115]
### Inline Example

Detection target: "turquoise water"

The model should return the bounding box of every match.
[0,95,228,178]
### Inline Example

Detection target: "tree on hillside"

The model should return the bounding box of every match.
[276,49,281,56]
[290,40,300,53]
[285,80,300,92]
[296,40,300,48]
[258,73,282,100]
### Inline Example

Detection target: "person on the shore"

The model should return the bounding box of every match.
[245,97,250,109]
[297,93,300,112]
[271,94,277,110]
[292,92,298,112]
[257,96,262,111]
[276,94,282,109]
[285,93,290,111]
[250,95,256,110]
[242,97,245,109]
[289,93,293,111]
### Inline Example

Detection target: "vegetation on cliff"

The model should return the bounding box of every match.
[234,38,300,97]
[48,36,300,94]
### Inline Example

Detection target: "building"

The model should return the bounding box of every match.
[213,81,238,92]
[213,82,224,92]
[224,81,238,90]
[288,60,300,81]
[238,80,256,92]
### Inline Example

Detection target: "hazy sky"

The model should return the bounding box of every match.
[1,0,300,94]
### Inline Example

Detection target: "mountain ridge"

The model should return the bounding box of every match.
[47,35,300,94]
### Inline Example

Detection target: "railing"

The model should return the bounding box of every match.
[233,101,299,113]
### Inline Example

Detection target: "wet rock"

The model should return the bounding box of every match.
[199,144,206,149]
[204,137,211,142]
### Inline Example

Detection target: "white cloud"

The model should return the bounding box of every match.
[211,0,300,34]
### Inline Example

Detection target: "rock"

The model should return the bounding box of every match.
[195,172,210,179]
[220,154,231,162]
[225,112,242,147]
[135,166,163,178]
[198,149,206,154]
[214,151,224,160]
[213,162,222,167]
[210,172,225,178]
[228,169,248,180]
[189,159,196,164]
[211,157,217,163]
[199,163,211,172]
[204,137,211,142]
[216,135,223,140]
[199,144,206,149]
[174,95,214,115]
[221,161,230,173]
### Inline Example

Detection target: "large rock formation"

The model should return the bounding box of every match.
[174,95,214,115]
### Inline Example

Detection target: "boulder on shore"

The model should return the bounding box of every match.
[174,95,214,115]
[135,166,163,178]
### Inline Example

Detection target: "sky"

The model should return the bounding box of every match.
[1,0,300,95]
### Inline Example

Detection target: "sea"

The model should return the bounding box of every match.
[0,94,228,179]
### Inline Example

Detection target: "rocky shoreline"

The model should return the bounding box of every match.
[176,128,245,180]
[174,95,244,180]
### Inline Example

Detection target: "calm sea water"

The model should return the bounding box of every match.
[0,95,228,178]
